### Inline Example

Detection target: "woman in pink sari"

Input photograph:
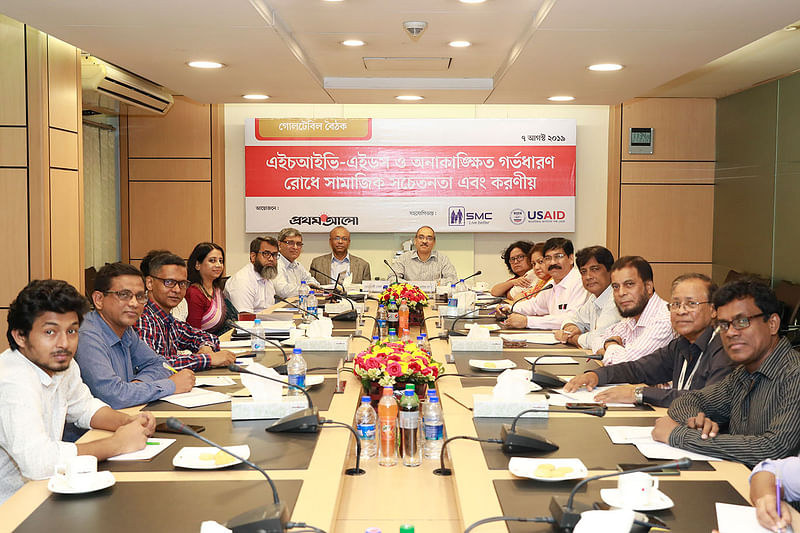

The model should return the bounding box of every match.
[185,242,228,334]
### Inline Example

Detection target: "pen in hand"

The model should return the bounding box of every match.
[777,473,784,533]
[162,362,178,374]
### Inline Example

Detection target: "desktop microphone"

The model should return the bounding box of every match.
[550,457,692,532]
[228,364,320,433]
[225,320,289,374]
[496,283,554,320]
[274,295,319,321]
[310,268,360,321]
[165,417,288,532]
[447,297,506,337]
[461,270,482,283]
[501,405,605,455]
[528,353,604,389]
[309,266,345,296]
[383,259,400,284]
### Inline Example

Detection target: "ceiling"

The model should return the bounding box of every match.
[3,0,800,105]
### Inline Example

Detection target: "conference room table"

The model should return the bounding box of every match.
[0,299,758,533]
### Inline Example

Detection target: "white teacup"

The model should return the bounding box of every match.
[617,472,658,507]
[55,455,98,490]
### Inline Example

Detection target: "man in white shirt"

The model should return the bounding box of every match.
[225,236,279,313]
[391,226,458,283]
[273,227,319,299]
[591,256,676,365]
[555,246,622,349]
[497,237,588,330]
[310,226,372,285]
[0,280,155,505]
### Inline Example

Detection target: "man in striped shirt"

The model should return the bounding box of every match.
[391,226,458,283]
[652,279,800,468]
[591,256,675,365]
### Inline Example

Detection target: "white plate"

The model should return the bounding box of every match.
[469,359,516,371]
[508,458,588,482]
[48,471,116,494]
[172,445,250,470]
[600,487,675,512]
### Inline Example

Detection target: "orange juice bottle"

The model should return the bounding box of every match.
[377,386,398,467]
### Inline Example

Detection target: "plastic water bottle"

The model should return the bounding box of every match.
[447,284,458,317]
[286,348,306,396]
[376,304,388,339]
[387,298,399,332]
[398,299,410,331]
[419,333,430,355]
[298,280,309,311]
[372,335,380,346]
[250,318,265,352]
[401,328,411,342]
[399,389,421,466]
[378,387,398,467]
[387,328,399,342]
[456,278,467,293]
[423,394,444,459]
[305,290,318,323]
[355,396,378,459]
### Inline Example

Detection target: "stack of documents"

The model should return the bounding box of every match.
[603,425,722,461]
[160,387,231,408]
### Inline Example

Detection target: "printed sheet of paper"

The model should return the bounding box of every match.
[552,386,634,408]
[107,438,175,461]
[715,502,781,533]
[502,333,560,345]
[195,376,237,387]
[524,355,578,365]
[160,388,231,408]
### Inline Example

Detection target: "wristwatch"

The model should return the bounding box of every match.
[634,386,645,405]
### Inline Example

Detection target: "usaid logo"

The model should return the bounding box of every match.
[527,210,567,221]
[509,209,525,225]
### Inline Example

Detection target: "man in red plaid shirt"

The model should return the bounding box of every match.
[135,252,236,370]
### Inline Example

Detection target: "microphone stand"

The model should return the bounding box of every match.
[310,267,361,321]
[460,270,482,283]
[496,283,554,321]
[500,405,605,455]
[225,319,289,374]
[448,297,505,337]
[432,435,503,476]
[274,295,319,321]
[383,259,400,285]
[529,353,604,389]
[165,417,289,532]
[319,420,366,475]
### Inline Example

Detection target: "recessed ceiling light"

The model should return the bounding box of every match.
[785,24,800,31]
[459,0,486,3]
[341,39,365,47]
[547,95,575,102]
[243,94,270,100]
[449,40,471,48]
[323,0,344,2]
[187,60,225,69]
[396,95,424,101]
[588,63,624,71]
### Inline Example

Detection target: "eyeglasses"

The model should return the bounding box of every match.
[331,236,350,242]
[543,253,567,263]
[416,235,435,242]
[509,254,527,264]
[281,240,303,248]
[104,289,148,303]
[716,313,766,332]
[257,251,280,259]
[667,301,711,312]
[150,276,191,289]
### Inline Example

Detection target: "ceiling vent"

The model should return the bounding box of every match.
[81,55,174,115]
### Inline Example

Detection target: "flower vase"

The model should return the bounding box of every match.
[364,380,429,408]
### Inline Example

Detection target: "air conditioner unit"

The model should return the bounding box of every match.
[81,55,173,115]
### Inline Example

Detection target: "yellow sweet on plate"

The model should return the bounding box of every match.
[483,362,497,368]
[534,463,574,478]
[198,450,237,465]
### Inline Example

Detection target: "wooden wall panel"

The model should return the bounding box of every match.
[0,169,29,306]
[651,263,714,300]
[49,128,78,170]
[46,36,78,133]
[128,181,212,259]
[49,169,81,288]
[129,158,211,181]
[0,310,8,351]
[0,15,26,126]
[619,184,714,262]
[622,98,716,161]
[128,96,211,158]
[621,161,714,184]
[606,105,622,257]
[0,127,27,167]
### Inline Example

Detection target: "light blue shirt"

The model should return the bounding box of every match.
[75,311,175,409]
[331,254,351,284]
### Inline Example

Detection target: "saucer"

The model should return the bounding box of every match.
[48,470,116,495]
[600,487,674,511]
[469,359,516,372]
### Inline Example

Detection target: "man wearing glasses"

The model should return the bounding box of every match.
[563,273,735,407]
[136,251,235,370]
[274,227,320,299]
[497,237,588,329]
[75,263,195,409]
[391,226,457,283]
[652,279,800,468]
[310,226,372,285]
[225,236,280,313]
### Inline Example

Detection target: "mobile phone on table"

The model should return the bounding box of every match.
[566,402,604,409]
[154,422,205,434]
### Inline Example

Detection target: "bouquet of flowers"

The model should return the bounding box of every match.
[378,283,429,310]
[354,340,444,387]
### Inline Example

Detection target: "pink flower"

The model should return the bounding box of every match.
[421,367,432,376]
[365,358,381,370]
[388,354,401,362]
[386,361,403,377]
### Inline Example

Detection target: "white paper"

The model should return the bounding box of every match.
[503,333,560,345]
[160,388,231,408]
[220,340,251,349]
[200,521,233,533]
[238,363,283,402]
[525,355,578,365]
[715,502,779,533]
[195,376,236,387]
[235,320,293,333]
[107,438,175,461]
[464,323,500,331]
[574,509,634,533]
[634,441,722,462]
[553,386,634,408]
[603,425,654,444]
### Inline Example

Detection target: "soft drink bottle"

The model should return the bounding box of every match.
[398,298,410,331]
[399,389,421,466]
[377,387,398,467]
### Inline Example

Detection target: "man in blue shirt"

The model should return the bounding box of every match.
[75,262,195,409]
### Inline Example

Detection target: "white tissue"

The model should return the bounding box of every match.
[574,509,634,533]
[467,326,491,340]
[200,521,232,533]
[492,369,533,400]
[239,363,283,402]
[307,317,334,338]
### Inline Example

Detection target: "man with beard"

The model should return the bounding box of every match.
[0,280,156,504]
[225,236,280,313]
[497,237,589,329]
[136,252,235,370]
[310,226,372,285]
[591,256,675,364]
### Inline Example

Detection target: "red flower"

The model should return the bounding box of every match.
[421,367,432,376]
[365,357,381,369]
[386,361,403,377]
[408,361,422,373]
[388,354,401,362]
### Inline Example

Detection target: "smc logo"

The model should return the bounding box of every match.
[528,210,566,221]
[449,206,492,226]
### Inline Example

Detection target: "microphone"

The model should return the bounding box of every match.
[165,417,288,532]
[310,267,345,296]
[228,364,320,433]
[225,319,289,375]
[383,259,400,284]
[501,405,605,455]
[550,457,692,532]
[447,297,506,337]
[529,353,604,389]
[432,435,504,476]
[496,283,554,320]
[310,268,359,321]
[274,295,319,320]
[461,270,482,283]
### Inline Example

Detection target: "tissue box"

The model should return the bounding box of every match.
[472,394,549,418]
[231,397,309,420]
[324,302,352,314]
[450,337,503,351]
[295,337,349,351]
